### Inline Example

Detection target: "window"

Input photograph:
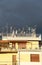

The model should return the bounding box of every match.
[18,43,26,49]
[30,54,40,62]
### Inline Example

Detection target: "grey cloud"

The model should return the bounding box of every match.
[0,0,42,33]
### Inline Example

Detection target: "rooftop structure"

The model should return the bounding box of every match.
[0,27,41,41]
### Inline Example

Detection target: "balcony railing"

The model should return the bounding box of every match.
[0,47,17,53]
[0,43,41,52]
[0,47,41,53]
[0,61,18,65]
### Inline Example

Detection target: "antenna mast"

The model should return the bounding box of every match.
[6,23,8,36]
[10,26,12,33]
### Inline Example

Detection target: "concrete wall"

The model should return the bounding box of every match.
[20,62,41,65]
[2,35,41,40]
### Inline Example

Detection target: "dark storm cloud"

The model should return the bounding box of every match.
[0,0,42,33]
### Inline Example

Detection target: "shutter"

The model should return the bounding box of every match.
[30,54,40,62]
[12,55,16,65]
[18,43,26,49]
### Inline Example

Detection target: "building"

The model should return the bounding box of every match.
[0,27,42,65]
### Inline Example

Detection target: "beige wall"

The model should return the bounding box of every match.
[26,41,39,49]
[0,52,42,65]
[32,41,39,49]
[0,53,17,65]
[20,53,30,62]
[19,51,41,62]
[40,52,42,62]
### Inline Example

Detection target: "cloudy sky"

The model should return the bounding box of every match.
[0,0,42,33]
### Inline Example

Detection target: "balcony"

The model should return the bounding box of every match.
[0,47,17,53]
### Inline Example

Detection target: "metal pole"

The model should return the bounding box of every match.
[19,50,20,65]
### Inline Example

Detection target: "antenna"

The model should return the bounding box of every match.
[1,27,4,36]
[15,30,17,35]
[22,27,24,33]
[5,23,8,36]
[28,27,31,34]
[31,27,36,37]
[34,25,36,31]
[10,26,12,33]
[25,25,28,33]
[12,30,15,37]
[18,28,21,32]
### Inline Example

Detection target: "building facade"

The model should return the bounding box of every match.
[0,28,42,65]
